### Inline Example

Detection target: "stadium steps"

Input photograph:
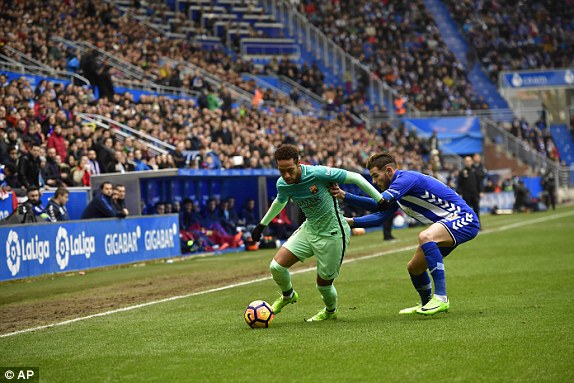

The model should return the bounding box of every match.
[423,0,510,116]
[483,142,531,176]
[550,124,574,165]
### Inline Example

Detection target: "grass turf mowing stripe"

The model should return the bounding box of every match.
[2,209,572,338]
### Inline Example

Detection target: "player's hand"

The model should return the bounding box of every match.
[250,224,266,242]
[377,198,392,212]
[329,183,346,200]
[344,217,354,227]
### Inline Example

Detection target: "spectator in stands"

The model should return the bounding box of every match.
[18,143,42,190]
[87,150,102,175]
[2,163,21,190]
[81,181,127,219]
[70,155,92,186]
[172,141,187,168]
[42,147,64,187]
[0,126,8,162]
[46,187,70,222]
[97,137,115,173]
[133,149,151,171]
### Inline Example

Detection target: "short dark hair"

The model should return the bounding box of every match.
[274,144,299,163]
[27,186,40,195]
[100,181,112,190]
[54,187,69,198]
[366,152,397,170]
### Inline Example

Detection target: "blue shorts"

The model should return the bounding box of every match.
[437,211,480,257]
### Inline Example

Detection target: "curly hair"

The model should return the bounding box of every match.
[274,144,299,163]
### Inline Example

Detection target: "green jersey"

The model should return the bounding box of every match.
[275,165,348,236]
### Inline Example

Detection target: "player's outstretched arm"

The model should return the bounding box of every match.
[330,175,381,211]
[251,199,287,242]
[343,171,383,203]
[348,205,398,228]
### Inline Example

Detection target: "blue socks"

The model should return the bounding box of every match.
[421,241,447,298]
[409,272,432,305]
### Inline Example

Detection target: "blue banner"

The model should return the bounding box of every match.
[501,69,574,88]
[0,189,89,221]
[403,117,483,155]
[1,215,180,281]
[480,191,514,213]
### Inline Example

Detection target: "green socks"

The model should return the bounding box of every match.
[317,284,338,312]
[270,259,292,295]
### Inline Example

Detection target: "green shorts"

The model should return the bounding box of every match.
[283,221,351,280]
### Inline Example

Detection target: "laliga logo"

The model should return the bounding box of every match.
[6,230,22,276]
[55,227,71,270]
[5,230,49,276]
[511,73,523,87]
[55,226,96,269]
[565,70,574,85]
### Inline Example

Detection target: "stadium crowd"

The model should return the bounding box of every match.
[299,0,489,113]
[444,0,574,82]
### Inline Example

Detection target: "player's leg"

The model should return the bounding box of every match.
[270,225,312,314]
[306,231,349,322]
[415,222,456,315]
[399,246,432,314]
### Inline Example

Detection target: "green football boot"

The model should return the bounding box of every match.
[271,291,299,314]
[399,304,422,315]
[416,296,449,316]
[305,308,338,322]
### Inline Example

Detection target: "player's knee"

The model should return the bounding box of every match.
[270,259,287,274]
[418,230,433,244]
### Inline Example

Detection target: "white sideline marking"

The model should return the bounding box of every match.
[1,210,573,338]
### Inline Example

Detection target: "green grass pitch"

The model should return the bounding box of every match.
[1,206,573,382]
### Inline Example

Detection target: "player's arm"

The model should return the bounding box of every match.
[346,202,399,228]
[342,171,383,203]
[330,184,380,211]
[251,198,288,242]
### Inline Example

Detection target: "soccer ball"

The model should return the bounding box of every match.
[244,300,274,328]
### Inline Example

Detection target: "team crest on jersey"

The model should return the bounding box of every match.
[309,185,318,194]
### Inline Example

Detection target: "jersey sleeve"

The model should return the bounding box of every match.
[382,172,418,202]
[312,165,348,184]
[343,171,383,202]
[275,178,289,204]
[353,203,399,228]
[344,192,379,211]
[260,198,288,225]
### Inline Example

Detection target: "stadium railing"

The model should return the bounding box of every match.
[0,61,90,88]
[78,113,174,157]
[259,0,416,115]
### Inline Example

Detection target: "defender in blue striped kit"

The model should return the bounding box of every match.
[331,152,480,315]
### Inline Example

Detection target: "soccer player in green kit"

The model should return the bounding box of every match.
[250,144,384,321]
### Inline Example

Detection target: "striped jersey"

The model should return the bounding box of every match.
[353,170,475,227]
